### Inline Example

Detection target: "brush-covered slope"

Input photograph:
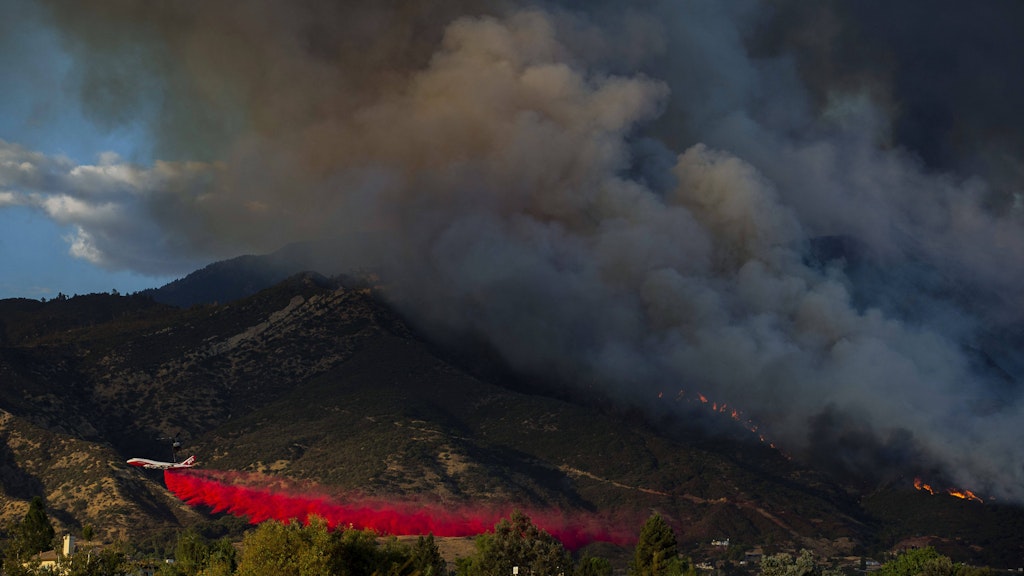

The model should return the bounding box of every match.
[0,272,1021,566]
[0,409,202,540]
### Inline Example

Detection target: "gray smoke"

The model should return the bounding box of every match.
[12,0,1024,499]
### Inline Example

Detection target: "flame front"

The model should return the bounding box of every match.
[913,477,937,495]
[657,388,783,455]
[913,477,982,502]
[948,488,983,503]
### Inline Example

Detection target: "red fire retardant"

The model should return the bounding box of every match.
[164,469,635,550]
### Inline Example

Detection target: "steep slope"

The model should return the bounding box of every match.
[0,273,1021,565]
[0,409,203,540]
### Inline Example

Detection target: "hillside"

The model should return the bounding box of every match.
[1,272,1022,566]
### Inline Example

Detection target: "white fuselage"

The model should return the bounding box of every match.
[126,455,196,470]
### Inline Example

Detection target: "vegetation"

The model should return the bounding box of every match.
[16,497,56,558]
[1,496,56,572]
[878,547,991,576]
[59,544,132,576]
[629,513,694,576]
[576,555,613,576]
[760,549,840,576]
[0,506,1006,576]
[457,511,571,576]
[3,270,1023,566]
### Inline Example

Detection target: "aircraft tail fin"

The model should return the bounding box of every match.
[180,455,197,467]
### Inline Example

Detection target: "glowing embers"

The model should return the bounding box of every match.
[659,388,782,452]
[913,477,983,503]
[163,468,635,549]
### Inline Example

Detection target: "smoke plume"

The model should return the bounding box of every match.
[14,1,1024,499]
[164,469,635,549]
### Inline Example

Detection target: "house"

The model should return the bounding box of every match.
[26,534,76,571]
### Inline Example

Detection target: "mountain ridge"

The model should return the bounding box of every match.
[1,257,1021,567]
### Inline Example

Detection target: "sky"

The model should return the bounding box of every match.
[0,0,174,298]
[3,0,1024,501]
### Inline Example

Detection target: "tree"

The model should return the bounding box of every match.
[761,549,840,576]
[206,537,238,576]
[15,497,55,558]
[879,547,989,576]
[235,520,315,576]
[332,527,387,576]
[629,514,683,576]
[409,534,447,576]
[174,528,211,575]
[234,518,407,576]
[60,544,131,576]
[576,555,613,576]
[470,511,571,576]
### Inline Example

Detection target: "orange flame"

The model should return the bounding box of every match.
[948,488,983,503]
[914,478,983,502]
[656,387,786,457]
[913,478,937,495]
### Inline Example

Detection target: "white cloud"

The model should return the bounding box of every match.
[0,190,22,206]
[66,226,106,265]
[0,139,220,274]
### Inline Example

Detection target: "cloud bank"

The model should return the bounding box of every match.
[8,1,1024,499]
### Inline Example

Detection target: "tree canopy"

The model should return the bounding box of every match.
[629,513,686,576]
[879,547,990,576]
[9,497,56,559]
[463,510,571,576]
[761,549,840,576]
[22,497,56,555]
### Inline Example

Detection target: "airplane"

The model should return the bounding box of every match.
[126,455,197,470]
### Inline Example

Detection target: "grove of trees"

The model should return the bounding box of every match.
[876,547,990,576]
[0,500,998,576]
[156,510,684,576]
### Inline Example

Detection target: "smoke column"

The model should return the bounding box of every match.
[14,1,1024,500]
[164,469,635,550]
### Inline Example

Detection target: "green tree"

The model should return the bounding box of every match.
[879,547,989,576]
[409,534,447,576]
[878,547,943,576]
[629,514,683,576]
[235,520,312,576]
[1,549,36,576]
[174,528,211,575]
[333,527,387,576]
[205,537,238,576]
[235,518,405,576]
[60,544,131,576]
[470,511,570,576]
[16,497,56,558]
[576,555,613,576]
[761,550,840,576]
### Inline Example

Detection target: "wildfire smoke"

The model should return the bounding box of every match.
[15,0,1024,502]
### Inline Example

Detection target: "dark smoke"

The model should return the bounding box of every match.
[20,1,1024,500]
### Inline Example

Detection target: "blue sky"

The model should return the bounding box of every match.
[0,1,175,300]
